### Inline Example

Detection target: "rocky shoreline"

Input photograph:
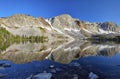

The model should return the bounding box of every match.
[1,54,120,79]
[0,59,99,79]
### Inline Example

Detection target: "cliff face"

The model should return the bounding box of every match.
[0,14,52,37]
[0,14,120,40]
[46,14,120,39]
[48,14,80,32]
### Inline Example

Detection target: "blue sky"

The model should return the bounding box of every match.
[0,0,120,25]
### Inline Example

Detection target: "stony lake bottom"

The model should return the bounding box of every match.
[0,39,120,79]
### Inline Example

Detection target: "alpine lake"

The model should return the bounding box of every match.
[0,35,120,79]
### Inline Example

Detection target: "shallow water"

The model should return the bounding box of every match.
[0,40,120,79]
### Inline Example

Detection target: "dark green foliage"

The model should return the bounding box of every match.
[88,34,120,44]
[0,27,47,51]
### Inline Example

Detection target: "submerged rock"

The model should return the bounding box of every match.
[89,72,99,79]
[49,65,56,73]
[0,73,7,78]
[0,63,11,68]
[0,67,5,70]
[49,65,55,69]
[73,74,78,79]
[69,62,81,67]
[26,73,52,79]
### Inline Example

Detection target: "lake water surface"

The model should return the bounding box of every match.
[0,39,120,79]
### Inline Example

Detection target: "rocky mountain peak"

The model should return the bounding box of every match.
[50,14,80,33]
[100,22,118,31]
[54,14,72,19]
[0,14,120,39]
[101,22,118,27]
[1,14,51,28]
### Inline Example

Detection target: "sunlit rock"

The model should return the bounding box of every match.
[89,72,99,79]
[26,73,52,79]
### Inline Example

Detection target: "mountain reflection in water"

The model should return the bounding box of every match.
[0,39,68,64]
[1,40,120,79]
[0,40,120,64]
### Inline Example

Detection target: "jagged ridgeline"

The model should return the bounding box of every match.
[1,14,120,44]
[0,14,52,44]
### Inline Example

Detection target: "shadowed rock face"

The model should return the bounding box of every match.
[100,22,117,31]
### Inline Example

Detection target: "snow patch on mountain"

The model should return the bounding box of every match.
[45,19,64,34]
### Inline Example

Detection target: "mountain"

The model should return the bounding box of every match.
[1,14,120,64]
[0,14,120,40]
[46,14,120,38]
[0,14,51,37]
